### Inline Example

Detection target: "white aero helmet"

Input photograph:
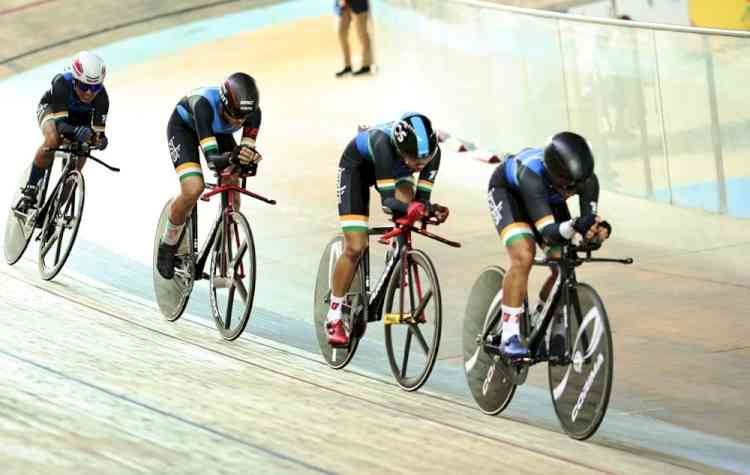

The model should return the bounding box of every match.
[71,51,106,85]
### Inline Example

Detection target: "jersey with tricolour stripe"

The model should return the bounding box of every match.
[175,86,261,157]
[492,147,599,237]
[349,122,441,207]
[38,72,109,133]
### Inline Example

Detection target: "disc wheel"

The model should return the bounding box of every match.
[153,199,194,322]
[4,165,38,265]
[209,211,256,341]
[38,171,85,281]
[548,283,614,440]
[463,266,517,415]
[313,235,365,369]
[384,249,442,392]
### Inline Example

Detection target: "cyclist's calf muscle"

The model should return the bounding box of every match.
[503,237,535,307]
[332,231,367,297]
[169,175,205,226]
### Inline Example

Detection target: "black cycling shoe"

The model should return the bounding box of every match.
[157,241,178,280]
[15,184,38,214]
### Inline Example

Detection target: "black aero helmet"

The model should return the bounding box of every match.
[220,72,259,120]
[392,112,439,161]
[543,131,594,189]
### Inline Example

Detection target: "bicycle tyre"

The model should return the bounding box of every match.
[384,249,442,392]
[313,235,365,370]
[38,171,85,281]
[548,283,614,440]
[463,265,517,415]
[209,211,256,341]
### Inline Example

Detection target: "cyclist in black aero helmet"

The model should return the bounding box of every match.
[157,72,263,279]
[486,131,612,360]
[323,112,450,346]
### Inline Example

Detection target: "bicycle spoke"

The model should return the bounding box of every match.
[225,285,236,330]
[231,240,248,271]
[54,219,65,264]
[400,328,413,378]
[233,275,249,304]
[409,322,431,355]
[412,289,433,321]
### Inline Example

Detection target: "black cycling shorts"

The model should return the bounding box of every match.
[337,162,373,232]
[167,109,236,182]
[487,186,570,249]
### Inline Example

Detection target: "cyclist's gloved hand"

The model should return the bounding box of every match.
[597,220,612,239]
[73,126,94,144]
[95,134,109,151]
[573,214,598,236]
[235,145,262,165]
[406,202,426,224]
[431,203,450,223]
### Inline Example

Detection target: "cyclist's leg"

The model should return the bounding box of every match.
[351,1,372,69]
[488,186,535,357]
[327,165,369,344]
[157,112,202,278]
[21,106,61,207]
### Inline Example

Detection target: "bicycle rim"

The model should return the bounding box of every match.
[548,283,614,440]
[384,249,442,392]
[38,171,85,281]
[152,199,194,322]
[209,211,256,341]
[313,235,364,370]
[463,266,517,415]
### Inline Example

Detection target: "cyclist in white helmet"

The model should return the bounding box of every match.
[17,51,110,212]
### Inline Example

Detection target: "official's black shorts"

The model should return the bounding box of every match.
[487,186,570,250]
[167,109,236,182]
[346,0,369,14]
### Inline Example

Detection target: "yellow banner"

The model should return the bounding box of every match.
[689,0,750,30]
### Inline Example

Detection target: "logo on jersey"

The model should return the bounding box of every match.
[168,136,182,163]
[488,190,503,225]
[100,114,107,124]
[428,171,437,181]
[336,167,347,205]
[590,201,598,214]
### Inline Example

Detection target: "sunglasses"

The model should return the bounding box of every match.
[74,80,103,94]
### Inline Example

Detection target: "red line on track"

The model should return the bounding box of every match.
[0,0,59,17]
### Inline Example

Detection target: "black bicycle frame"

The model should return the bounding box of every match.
[361,226,406,323]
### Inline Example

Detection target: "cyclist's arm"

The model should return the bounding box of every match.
[578,173,600,216]
[240,108,261,148]
[92,89,109,135]
[371,133,409,214]
[192,97,224,162]
[415,148,441,205]
[519,174,573,244]
[39,74,71,131]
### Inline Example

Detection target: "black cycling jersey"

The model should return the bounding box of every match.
[37,72,109,135]
[487,147,599,247]
[337,123,440,232]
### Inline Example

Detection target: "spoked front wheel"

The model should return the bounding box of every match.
[383,249,442,392]
[153,199,194,322]
[312,236,366,369]
[38,171,85,280]
[209,211,256,341]
[463,266,517,415]
[548,283,614,440]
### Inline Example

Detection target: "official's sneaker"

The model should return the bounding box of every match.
[500,335,530,361]
[157,241,178,280]
[353,66,371,76]
[326,319,349,347]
